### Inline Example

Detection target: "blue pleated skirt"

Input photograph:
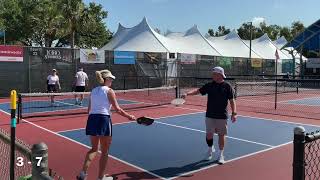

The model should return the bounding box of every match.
[86,114,112,136]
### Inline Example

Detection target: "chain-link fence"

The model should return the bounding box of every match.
[293,127,320,180]
[0,128,32,179]
[0,128,63,180]
[1,46,301,97]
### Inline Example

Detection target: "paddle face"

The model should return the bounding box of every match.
[137,116,154,126]
[171,98,185,106]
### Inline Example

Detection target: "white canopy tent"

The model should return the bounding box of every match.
[273,37,307,61]
[206,30,261,58]
[100,17,306,76]
[165,25,221,56]
[243,34,289,60]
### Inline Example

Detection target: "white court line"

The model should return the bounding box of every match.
[167,141,293,180]
[57,111,204,134]
[279,96,320,103]
[155,121,274,148]
[0,109,167,180]
[163,104,320,128]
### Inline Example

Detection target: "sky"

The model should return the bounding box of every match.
[84,0,319,35]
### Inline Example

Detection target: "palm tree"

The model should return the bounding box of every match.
[60,0,84,48]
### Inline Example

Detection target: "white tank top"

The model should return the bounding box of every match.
[89,86,111,115]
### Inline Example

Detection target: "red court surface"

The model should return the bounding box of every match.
[1,98,320,180]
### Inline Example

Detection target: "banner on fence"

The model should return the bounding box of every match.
[114,51,136,64]
[251,58,262,68]
[0,45,23,62]
[306,58,320,68]
[180,53,196,64]
[217,56,232,68]
[80,49,105,64]
[43,48,72,63]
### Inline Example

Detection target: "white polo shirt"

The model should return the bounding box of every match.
[75,71,88,86]
[89,86,112,115]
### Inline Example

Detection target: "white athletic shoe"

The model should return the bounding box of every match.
[217,155,225,164]
[99,175,113,180]
[204,147,215,161]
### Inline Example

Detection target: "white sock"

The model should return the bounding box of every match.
[219,150,224,157]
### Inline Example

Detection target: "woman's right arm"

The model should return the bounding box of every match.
[108,89,135,120]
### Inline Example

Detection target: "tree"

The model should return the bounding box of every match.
[237,23,261,40]
[291,21,305,38]
[215,26,230,36]
[208,29,214,36]
[207,26,230,37]
[75,2,112,48]
[0,0,112,47]
[154,28,161,34]
[279,27,292,41]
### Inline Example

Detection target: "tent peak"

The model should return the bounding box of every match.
[225,30,239,40]
[185,25,201,36]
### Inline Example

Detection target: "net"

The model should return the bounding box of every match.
[235,80,297,97]
[18,86,177,120]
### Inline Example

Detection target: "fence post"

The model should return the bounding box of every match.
[31,142,52,180]
[293,126,305,180]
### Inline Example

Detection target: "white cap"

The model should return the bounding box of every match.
[95,69,115,84]
[212,66,226,78]
[52,69,57,72]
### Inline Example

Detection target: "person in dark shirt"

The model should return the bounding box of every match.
[181,66,237,164]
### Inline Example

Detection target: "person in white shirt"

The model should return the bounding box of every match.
[77,69,136,180]
[73,67,89,105]
[47,69,61,105]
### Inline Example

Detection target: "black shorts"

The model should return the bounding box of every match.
[47,84,57,92]
[75,86,85,92]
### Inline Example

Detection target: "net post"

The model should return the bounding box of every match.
[10,90,17,180]
[234,81,238,99]
[175,86,178,99]
[123,75,126,93]
[274,78,278,110]
[293,126,305,180]
[296,81,299,94]
[147,76,150,96]
[17,94,22,124]
[31,142,53,180]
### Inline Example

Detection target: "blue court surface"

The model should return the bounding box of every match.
[284,97,320,106]
[0,99,138,114]
[59,112,320,179]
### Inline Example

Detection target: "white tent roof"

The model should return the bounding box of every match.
[165,26,221,56]
[101,18,307,61]
[243,34,290,60]
[206,30,262,58]
[100,18,170,53]
[100,23,131,51]
[273,37,307,60]
[273,36,288,49]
